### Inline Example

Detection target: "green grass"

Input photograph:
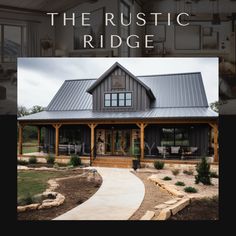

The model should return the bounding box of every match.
[17,142,39,154]
[17,170,71,201]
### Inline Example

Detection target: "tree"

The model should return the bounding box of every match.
[30,105,44,114]
[17,106,29,117]
[210,101,219,113]
[195,157,212,185]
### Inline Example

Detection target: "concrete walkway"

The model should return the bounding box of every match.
[54,167,145,220]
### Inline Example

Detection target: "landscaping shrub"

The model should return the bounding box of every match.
[183,169,194,175]
[162,176,172,181]
[70,154,81,167]
[46,155,55,164]
[175,181,185,186]
[195,157,212,185]
[172,169,180,176]
[29,156,37,164]
[184,186,198,193]
[18,193,33,206]
[154,161,165,170]
[210,171,219,178]
[17,159,28,165]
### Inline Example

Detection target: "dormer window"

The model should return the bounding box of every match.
[104,92,132,107]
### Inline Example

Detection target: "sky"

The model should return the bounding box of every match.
[18,57,218,109]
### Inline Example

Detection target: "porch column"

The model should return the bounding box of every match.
[209,122,218,162]
[136,123,148,160]
[37,126,41,152]
[18,124,24,155]
[52,124,62,157]
[88,123,98,161]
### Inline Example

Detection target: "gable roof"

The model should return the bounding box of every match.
[86,62,155,100]
[45,72,209,111]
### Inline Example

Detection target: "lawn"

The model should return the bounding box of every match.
[17,170,72,201]
[17,141,39,154]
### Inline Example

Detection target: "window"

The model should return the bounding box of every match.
[104,92,132,107]
[161,128,189,146]
[0,24,26,62]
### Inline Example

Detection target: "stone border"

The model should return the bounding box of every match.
[139,175,214,220]
[17,170,89,213]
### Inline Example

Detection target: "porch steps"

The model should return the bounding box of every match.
[92,157,133,168]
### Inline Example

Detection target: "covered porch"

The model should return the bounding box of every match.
[17,118,219,165]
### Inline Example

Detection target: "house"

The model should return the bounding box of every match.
[18,62,218,167]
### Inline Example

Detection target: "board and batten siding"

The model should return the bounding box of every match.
[92,67,150,111]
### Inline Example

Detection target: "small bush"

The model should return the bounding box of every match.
[29,156,37,164]
[210,171,219,178]
[183,169,194,175]
[175,181,185,186]
[17,159,28,165]
[172,169,180,176]
[70,154,81,167]
[162,176,172,181]
[184,186,198,193]
[18,193,33,206]
[46,155,55,164]
[154,161,165,170]
[195,157,212,185]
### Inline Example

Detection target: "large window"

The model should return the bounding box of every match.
[104,92,132,107]
[0,24,26,62]
[161,127,189,146]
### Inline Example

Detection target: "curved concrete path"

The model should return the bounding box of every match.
[54,167,145,220]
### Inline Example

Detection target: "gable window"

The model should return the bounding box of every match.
[104,92,132,107]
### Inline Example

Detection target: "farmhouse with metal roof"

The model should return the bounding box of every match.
[18,62,218,167]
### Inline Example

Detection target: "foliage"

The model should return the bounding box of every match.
[17,159,28,165]
[210,171,219,178]
[17,106,29,117]
[183,169,194,175]
[70,154,81,166]
[18,193,33,206]
[184,186,198,193]
[210,101,219,113]
[172,169,180,176]
[154,161,165,169]
[195,157,212,185]
[175,181,185,186]
[162,176,172,181]
[46,155,55,164]
[29,156,37,164]
[30,105,44,114]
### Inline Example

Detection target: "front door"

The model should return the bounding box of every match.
[96,129,135,156]
[113,129,131,155]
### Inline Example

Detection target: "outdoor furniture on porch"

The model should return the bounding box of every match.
[157,146,169,158]
[181,146,198,159]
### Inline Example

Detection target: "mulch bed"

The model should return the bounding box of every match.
[168,197,219,220]
[17,171,102,220]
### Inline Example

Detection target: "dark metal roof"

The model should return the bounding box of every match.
[46,72,209,111]
[138,72,208,108]
[46,79,94,111]
[18,107,217,121]
[19,70,218,121]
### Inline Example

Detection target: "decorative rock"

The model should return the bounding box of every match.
[168,198,190,215]
[17,203,39,212]
[17,206,27,212]
[140,210,155,220]
[164,199,178,205]
[154,204,167,210]
[43,199,54,203]
[163,185,184,197]
[156,208,171,220]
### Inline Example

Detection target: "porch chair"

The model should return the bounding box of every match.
[157,146,167,158]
